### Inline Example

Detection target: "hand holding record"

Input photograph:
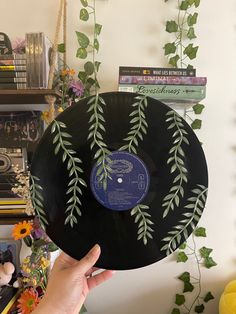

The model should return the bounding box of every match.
[30,91,208,270]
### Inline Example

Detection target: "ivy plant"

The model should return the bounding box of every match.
[77,0,102,97]
[164,0,205,130]
[170,227,216,314]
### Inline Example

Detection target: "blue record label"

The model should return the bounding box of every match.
[90,151,150,211]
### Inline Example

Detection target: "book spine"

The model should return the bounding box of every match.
[119,75,207,86]
[0,71,26,78]
[0,77,27,83]
[119,66,196,77]
[0,53,26,60]
[0,59,26,66]
[0,65,26,71]
[0,82,27,89]
[118,84,206,101]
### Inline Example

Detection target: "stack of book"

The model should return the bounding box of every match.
[25,32,52,89]
[0,197,27,217]
[118,66,207,105]
[0,53,27,90]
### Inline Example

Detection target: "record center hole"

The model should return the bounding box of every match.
[117,178,123,183]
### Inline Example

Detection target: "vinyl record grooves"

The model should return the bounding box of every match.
[31,91,208,270]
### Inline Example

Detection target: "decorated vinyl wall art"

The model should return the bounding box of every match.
[30,91,208,270]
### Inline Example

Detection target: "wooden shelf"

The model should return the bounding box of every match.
[0,89,61,105]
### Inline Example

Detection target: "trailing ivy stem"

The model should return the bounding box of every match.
[187,234,202,313]
[93,0,98,92]
[128,101,143,153]
[167,187,207,253]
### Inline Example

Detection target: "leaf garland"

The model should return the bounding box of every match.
[161,184,208,255]
[119,95,148,154]
[29,175,48,228]
[130,204,154,245]
[87,93,112,190]
[51,120,87,228]
[162,110,189,218]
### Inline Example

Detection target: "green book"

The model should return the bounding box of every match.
[118,84,206,103]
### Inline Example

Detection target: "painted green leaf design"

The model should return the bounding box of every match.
[80,0,88,7]
[30,175,48,228]
[51,120,87,228]
[176,251,188,263]
[95,23,102,35]
[169,55,180,67]
[194,304,205,313]
[87,94,112,190]
[119,95,148,154]
[171,309,181,314]
[76,48,87,59]
[191,119,202,129]
[187,27,197,40]
[162,110,189,218]
[187,12,198,26]
[194,226,206,237]
[130,204,154,245]
[161,185,208,255]
[76,31,90,48]
[184,43,199,59]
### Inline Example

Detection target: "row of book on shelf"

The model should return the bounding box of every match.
[0,32,52,90]
[118,66,206,105]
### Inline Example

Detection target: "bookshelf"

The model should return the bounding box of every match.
[0,89,61,105]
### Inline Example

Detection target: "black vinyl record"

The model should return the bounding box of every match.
[31,92,208,270]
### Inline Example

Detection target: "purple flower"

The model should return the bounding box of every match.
[69,80,84,97]
[32,217,45,239]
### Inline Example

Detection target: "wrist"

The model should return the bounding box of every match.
[33,297,64,314]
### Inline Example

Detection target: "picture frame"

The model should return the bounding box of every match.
[0,238,22,276]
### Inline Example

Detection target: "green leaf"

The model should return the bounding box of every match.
[164,42,176,55]
[76,31,90,48]
[191,119,202,129]
[180,0,189,10]
[78,71,87,82]
[80,8,89,21]
[187,27,197,40]
[76,47,87,59]
[204,291,215,303]
[179,242,187,250]
[184,44,199,60]
[58,43,65,53]
[194,304,205,313]
[177,251,188,263]
[169,55,180,67]
[80,0,88,7]
[178,272,190,283]
[166,20,178,33]
[79,304,87,314]
[194,0,200,7]
[184,281,194,293]
[95,23,102,35]
[84,61,94,75]
[199,246,212,258]
[193,104,205,114]
[204,256,217,269]
[94,38,99,51]
[187,13,198,26]
[95,61,101,72]
[194,227,206,237]
[175,294,185,306]
[171,309,181,314]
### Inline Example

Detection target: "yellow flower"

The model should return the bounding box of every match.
[12,221,33,240]
[17,288,39,314]
[61,69,68,76]
[40,256,50,270]
[69,69,75,76]
[58,107,64,113]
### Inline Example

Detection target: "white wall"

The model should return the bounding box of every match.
[0,0,236,313]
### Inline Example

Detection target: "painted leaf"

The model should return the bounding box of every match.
[193,104,205,114]
[80,8,89,21]
[164,42,176,55]
[175,294,185,306]
[204,292,215,303]
[76,31,90,48]
[166,20,178,33]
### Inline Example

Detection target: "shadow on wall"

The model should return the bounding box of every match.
[87,276,236,314]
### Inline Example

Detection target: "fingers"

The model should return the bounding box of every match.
[87,270,115,290]
[85,267,99,277]
[75,244,101,274]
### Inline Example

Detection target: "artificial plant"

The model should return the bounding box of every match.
[163,1,217,313]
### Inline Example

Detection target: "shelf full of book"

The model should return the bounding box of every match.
[0,89,61,105]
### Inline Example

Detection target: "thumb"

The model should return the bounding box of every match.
[76,244,101,274]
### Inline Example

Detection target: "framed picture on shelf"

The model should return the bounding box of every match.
[0,111,44,160]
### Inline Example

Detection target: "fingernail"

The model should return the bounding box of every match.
[89,244,100,256]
